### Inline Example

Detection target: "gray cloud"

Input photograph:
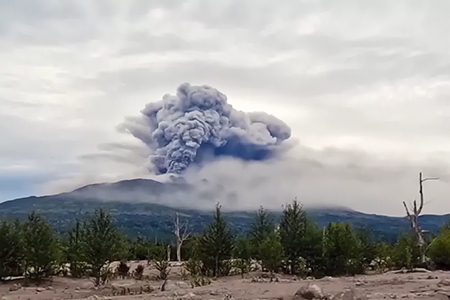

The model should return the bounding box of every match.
[41,142,450,216]
[2,0,450,215]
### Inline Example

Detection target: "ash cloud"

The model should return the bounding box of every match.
[120,83,292,174]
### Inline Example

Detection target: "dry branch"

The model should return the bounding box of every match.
[403,172,439,263]
[173,212,192,262]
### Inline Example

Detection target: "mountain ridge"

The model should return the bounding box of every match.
[0,178,448,242]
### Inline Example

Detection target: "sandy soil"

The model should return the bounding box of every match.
[2,261,450,299]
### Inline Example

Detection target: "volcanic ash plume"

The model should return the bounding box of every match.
[121,83,292,174]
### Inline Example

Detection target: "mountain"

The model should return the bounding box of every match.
[0,178,448,243]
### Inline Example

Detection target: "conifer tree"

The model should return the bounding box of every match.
[83,209,125,285]
[65,220,87,278]
[0,220,24,279]
[323,222,361,276]
[249,206,275,259]
[300,219,324,276]
[197,204,234,277]
[233,236,252,278]
[278,198,307,274]
[22,212,59,282]
[259,232,283,281]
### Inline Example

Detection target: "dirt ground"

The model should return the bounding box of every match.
[2,261,450,299]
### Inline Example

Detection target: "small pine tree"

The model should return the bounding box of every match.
[259,233,283,281]
[233,236,252,278]
[428,227,450,269]
[83,209,126,286]
[323,222,361,276]
[392,233,421,269]
[197,203,234,277]
[278,198,307,274]
[249,206,275,259]
[22,212,59,282]
[182,235,203,277]
[153,245,170,280]
[129,237,150,261]
[298,220,323,277]
[0,220,24,279]
[65,220,88,278]
[373,242,394,272]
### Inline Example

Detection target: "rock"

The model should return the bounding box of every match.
[175,281,191,289]
[36,287,44,292]
[321,276,334,281]
[9,283,21,291]
[293,284,325,300]
[332,288,367,300]
[435,293,450,300]
[46,286,53,290]
[439,279,450,287]
[353,279,365,287]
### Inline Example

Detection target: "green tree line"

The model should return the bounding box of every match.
[1,199,449,285]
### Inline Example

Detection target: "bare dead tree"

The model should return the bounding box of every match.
[167,244,171,262]
[403,172,439,263]
[173,212,192,262]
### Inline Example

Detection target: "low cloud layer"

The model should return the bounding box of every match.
[2,1,450,215]
[44,140,450,216]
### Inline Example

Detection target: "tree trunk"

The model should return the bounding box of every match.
[290,259,296,275]
[403,172,438,265]
[176,242,182,262]
[172,212,191,262]
[167,245,171,262]
[214,256,219,278]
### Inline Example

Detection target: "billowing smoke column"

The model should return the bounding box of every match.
[121,83,292,174]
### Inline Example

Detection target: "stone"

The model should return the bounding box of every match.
[293,284,325,300]
[331,288,367,300]
[354,281,364,287]
[439,279,450,287]
[434,293,450,300]
[9,283,21,291]
[321,276,334,281]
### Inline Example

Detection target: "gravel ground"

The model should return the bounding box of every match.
[2,262,450,299]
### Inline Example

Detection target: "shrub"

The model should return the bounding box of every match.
[116,261,130,279]
[153,245,171,280]
[133,264,145,280]
[428,228,450,269]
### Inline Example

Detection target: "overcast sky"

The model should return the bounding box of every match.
[2,0,450,215]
